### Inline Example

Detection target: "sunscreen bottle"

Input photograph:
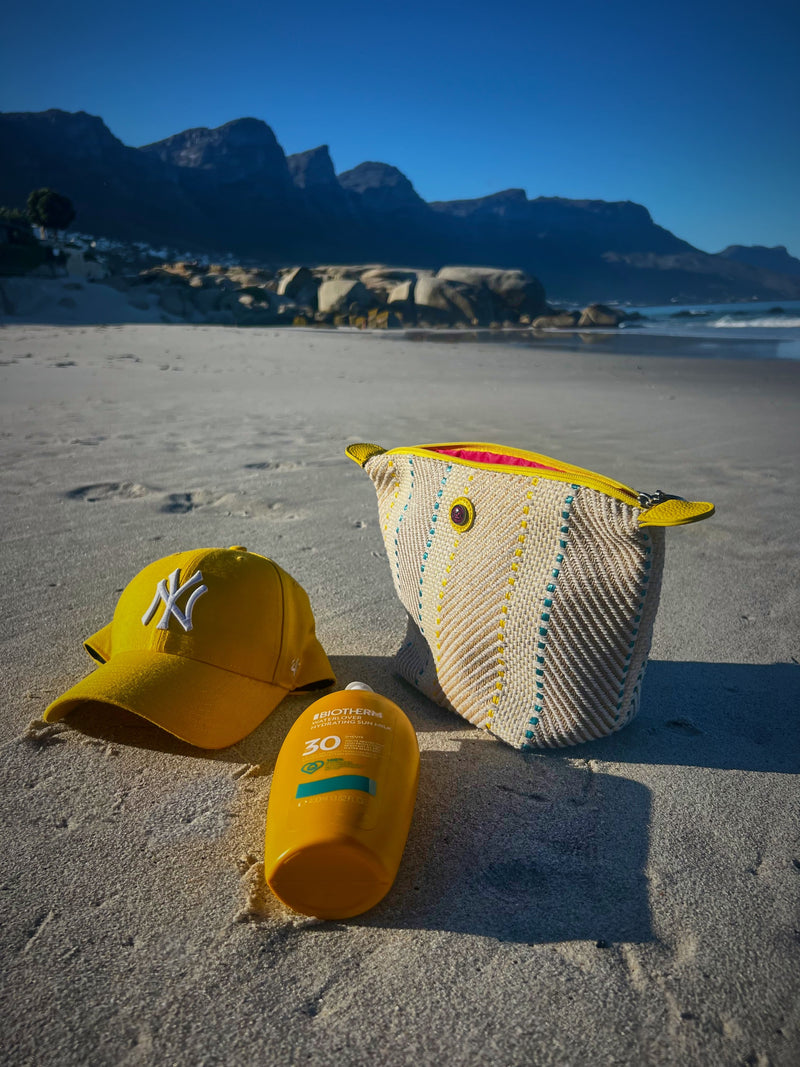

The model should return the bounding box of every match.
[264,683,419,919]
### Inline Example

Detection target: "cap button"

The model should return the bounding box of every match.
[229,545,247,552]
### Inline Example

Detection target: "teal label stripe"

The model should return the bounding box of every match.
[295,774,377,799]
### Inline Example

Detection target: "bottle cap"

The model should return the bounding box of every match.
[345,681,374,692]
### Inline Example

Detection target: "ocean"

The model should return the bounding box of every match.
[618,300,800,361]
[402,300,800,361]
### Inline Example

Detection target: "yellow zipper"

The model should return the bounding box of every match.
[388,442,642,506]
[347,442,715,527]
[386,439,716,527]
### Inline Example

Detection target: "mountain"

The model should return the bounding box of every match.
[338,162,429,214]
[287,145,339,190]
[2,108,799,304]
[717,244,800,277]
[428,191,703,301]
[0,109,208,248]
[137,117,312,259]
[141,117,292,186]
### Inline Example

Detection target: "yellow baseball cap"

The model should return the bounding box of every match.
[43,546,335,749]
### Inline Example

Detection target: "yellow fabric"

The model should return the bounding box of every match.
[43,651,287,750]
[84,622,112,663]
[345,443,385,467]
[44,546,334,748]
[637,499,715,527]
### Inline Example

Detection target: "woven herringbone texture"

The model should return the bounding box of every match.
[365,450,665,749]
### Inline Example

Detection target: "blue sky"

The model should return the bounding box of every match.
[2,0,799,256]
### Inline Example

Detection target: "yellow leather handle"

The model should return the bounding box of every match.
[346,443,386,467]
[638,499,715,527]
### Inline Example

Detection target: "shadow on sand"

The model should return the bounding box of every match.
[317,655,798,943]
[330,654,800,775]
[365,739,653,944]
[61,655,797,944]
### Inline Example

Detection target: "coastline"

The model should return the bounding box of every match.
[3,275,800,362]
[1,324,798,1066]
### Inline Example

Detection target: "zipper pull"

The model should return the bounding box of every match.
[637,490,715,528]
[636,489,682,508]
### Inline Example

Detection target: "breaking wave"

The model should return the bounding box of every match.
[712,316,800,328]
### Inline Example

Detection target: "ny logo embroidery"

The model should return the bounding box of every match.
[141,568,208,632]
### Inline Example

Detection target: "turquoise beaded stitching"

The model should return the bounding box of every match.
[521,487,577,751]
[416,464,451,637]
[613,529,652,725]
[393,457,415,587]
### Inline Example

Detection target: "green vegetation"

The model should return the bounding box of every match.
[26,188,76,238]
[0,206,33,229]
[0,203,49,275]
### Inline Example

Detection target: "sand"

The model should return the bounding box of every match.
[1,317,798,1066]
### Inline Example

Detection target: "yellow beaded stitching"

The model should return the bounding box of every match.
[382,458,401,534]
[435,475,473,666]
[486,483,537,732]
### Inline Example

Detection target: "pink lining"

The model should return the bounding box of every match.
[432,447,565,473]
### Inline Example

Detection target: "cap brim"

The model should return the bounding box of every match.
[43,651,293,750]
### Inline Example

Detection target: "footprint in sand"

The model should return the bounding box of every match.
[243,460,305,471]
[66,482,152,503]
[162,492,200,514]
[261,501,304,521]
[665,717,704,736]
[161,490,301,520]
[106,353,142,365]
[161,490,222,513]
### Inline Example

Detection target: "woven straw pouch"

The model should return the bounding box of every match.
[347,441,714,750]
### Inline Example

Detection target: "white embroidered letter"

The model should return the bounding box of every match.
[142,568,207,632]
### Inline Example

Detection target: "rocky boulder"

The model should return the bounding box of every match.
[414,276,493,325]
[217,287,284,325]
[314,265,370,282]
[436,266,547,320]
[359,266,422,302]
[367,307,403,329]
[317,278,372,315]
[141,262,197,285]
[577,303,626,327]
[532,311,580,328]
[225,266,274,289]
[276,266,318,306]
[386,279,416,305]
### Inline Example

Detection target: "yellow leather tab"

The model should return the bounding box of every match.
[638,499,715,527]
[346,443,386,467]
